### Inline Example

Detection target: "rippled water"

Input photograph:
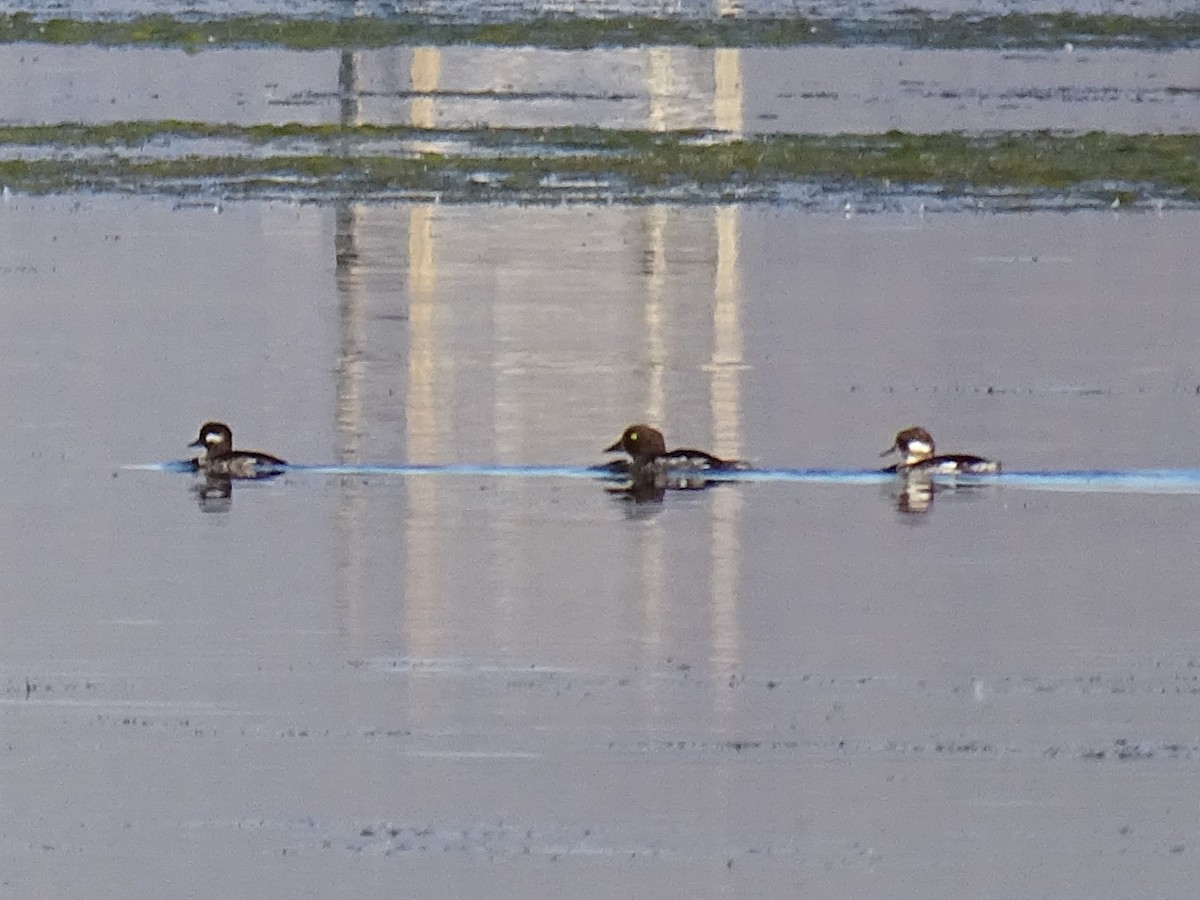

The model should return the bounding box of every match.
[3,196,1200,895]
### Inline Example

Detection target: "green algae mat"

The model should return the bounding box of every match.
[2,12,1200,50]
[0,124,1197,207]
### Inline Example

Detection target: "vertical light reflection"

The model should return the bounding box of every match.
[334,203,367,658]
[335,205,367,462]
[643,205,669,425]
[646,47,675,132]
[333,50,366,655]
[710,205,744,713]
[639,206,670,716]
[710,207,743,460]
[712,48,743,136]
[338,51,361,128]
[707,136,744,868]
[335,50,365,461]
[410,47,441,129]
[404,204,443,665]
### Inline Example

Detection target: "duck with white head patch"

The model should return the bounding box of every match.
[879,426,1000,475]
[188,421,287,479]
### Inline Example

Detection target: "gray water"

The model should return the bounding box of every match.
[4,44,1199,134]
[3,196,1200,895]
[4,0,1200,887]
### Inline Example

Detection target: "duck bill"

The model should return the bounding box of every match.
[188,439,205,450]
[879,445,898,458]
[604,438,623,453]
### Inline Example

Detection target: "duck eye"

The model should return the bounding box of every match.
[628,431,638,441]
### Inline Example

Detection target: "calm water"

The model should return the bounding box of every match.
[3,44,1198,134]
[2,196,1200,895]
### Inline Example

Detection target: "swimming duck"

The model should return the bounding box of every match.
[603,424,749,489]
[880,426,1000,475]
[188,421,287,479]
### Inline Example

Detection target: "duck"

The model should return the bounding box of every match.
[879,426,1000,475]
[188,421,287,479]
[602,424,749,489]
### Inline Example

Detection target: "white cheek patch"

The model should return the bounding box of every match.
[205,433,223,444]
[908,439,933,457]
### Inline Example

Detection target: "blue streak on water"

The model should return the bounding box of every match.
[290,463,608,479]
[129,461,1200,494]
[996,470,1200,494]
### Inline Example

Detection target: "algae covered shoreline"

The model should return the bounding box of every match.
[1,11,1200,51]
[0,123,1197,207]
[3,10,1196,208]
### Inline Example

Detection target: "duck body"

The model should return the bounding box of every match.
[896,454,1000,476]
[188,421,287,479]
[603,424,749,490]
[880,426,1000,476]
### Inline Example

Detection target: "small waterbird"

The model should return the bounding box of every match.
[880,426,1000,475]
[188,421,287,479]
[603,424,750,489]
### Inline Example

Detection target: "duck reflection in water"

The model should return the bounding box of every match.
[889,470,937,516]
[193,473,234,513]
[598,424,750,502]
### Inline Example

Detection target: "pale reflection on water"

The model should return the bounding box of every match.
[332,199,751,702]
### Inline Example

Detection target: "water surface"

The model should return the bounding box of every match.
[3,44,1198,133]
[2,197,1200,895]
